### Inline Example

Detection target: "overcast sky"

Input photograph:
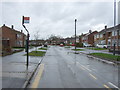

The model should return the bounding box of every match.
[1,0,119,40]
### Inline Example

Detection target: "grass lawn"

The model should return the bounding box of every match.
[24,51,46,57]
[72,49,85,51]
[87,47,107,50]
[89,53,120,61]
[38,47,47,50]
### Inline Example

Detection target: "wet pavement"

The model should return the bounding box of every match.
[28,46,119,88]
[2,47,44,88]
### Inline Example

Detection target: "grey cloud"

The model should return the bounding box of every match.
[1,2,115,39]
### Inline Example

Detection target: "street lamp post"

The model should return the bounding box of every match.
[113,0,116,55]
[75,19,77,51]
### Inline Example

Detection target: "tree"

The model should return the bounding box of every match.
[34,30,40,52]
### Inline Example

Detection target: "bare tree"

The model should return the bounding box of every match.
[34,30,40,52]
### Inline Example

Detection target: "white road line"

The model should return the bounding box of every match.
[81,65,92,72]
[76,62,92,72]
[108,82,119,89]
[89,73,97,80]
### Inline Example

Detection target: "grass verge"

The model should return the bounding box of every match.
[88,53,120,61]
[87,47,107,50]
[24,51,46,57]
[72,49,85,51]
[38,47,47,50]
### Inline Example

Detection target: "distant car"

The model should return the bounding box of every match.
[60,44,64,46]
[96,44,107,48]
[83,43,91,47]
[44,44,47,47]
[71,44,75,46]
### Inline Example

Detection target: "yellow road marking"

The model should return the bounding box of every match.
[104,84,112,90]
[89,73,97,80]
[31,64,44,88]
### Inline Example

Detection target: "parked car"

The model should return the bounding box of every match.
[83,43,91,47]
[96,44,107,48]
[60,43,64,46]
[44,44,48,47]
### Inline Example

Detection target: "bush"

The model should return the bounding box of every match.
[76,43,83,47]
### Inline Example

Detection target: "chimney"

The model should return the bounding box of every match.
[11,25,14,29]
[89,30,92,33]
[3,24,5,26]
[105,25,107,29]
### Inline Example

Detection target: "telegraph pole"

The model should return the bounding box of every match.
[75,19,77,51]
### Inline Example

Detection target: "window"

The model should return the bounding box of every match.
[112,31,117,36]
[97,34,99,38]
[100,34,103,38]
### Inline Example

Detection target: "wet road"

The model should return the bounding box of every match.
[28,46,119,88]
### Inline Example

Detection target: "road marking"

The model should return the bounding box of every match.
[89,73,97,80]
[76,62,92,72]
[108,82,119,89]
[103,84,112,90]
[81,65,92,72]
[31,64,44,88]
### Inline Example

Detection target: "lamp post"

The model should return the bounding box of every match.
[75,19,77,51]
[113,0,116,55]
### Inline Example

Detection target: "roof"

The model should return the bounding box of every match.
[0,25,26,36]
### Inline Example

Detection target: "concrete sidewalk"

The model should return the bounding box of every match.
[2,47,44,88]
[70,47,120,55]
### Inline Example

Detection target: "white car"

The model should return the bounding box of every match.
[83,43,91,47]
[96,44,107,48]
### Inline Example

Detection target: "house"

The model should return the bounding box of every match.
[29,39,45,46]
[1,24,26,48]
[94,24,120,52]
[81,30,98,46]
[64,36,79,45]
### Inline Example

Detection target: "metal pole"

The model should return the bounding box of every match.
[113,0,116,55]
[22,16,29,68]
[26,33,29,68]
[75,19,77,50]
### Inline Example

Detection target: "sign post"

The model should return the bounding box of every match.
[22,16,30,69]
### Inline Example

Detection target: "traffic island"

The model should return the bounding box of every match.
[24,51,46,57]
[38,47,47,50]
[86,47,108,50]
[88,53,120,65]
[72,49,85,51]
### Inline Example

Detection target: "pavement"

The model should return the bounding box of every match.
[70,47,119,55]
[2,47,45,88]
[27,46,119,88]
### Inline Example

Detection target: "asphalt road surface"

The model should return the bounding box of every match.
[28,46,119,89]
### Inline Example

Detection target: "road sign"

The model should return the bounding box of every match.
[22,16,30,24]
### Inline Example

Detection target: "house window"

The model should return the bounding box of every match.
[112,31,117,36]
[100,34,103,38]
[97,34,99,38]
[17,34,21,38]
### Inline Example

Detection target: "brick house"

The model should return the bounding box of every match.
[0,24,26,48]
[94,24,120,51]
[80,30,98,46]
[64,36,79,45]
